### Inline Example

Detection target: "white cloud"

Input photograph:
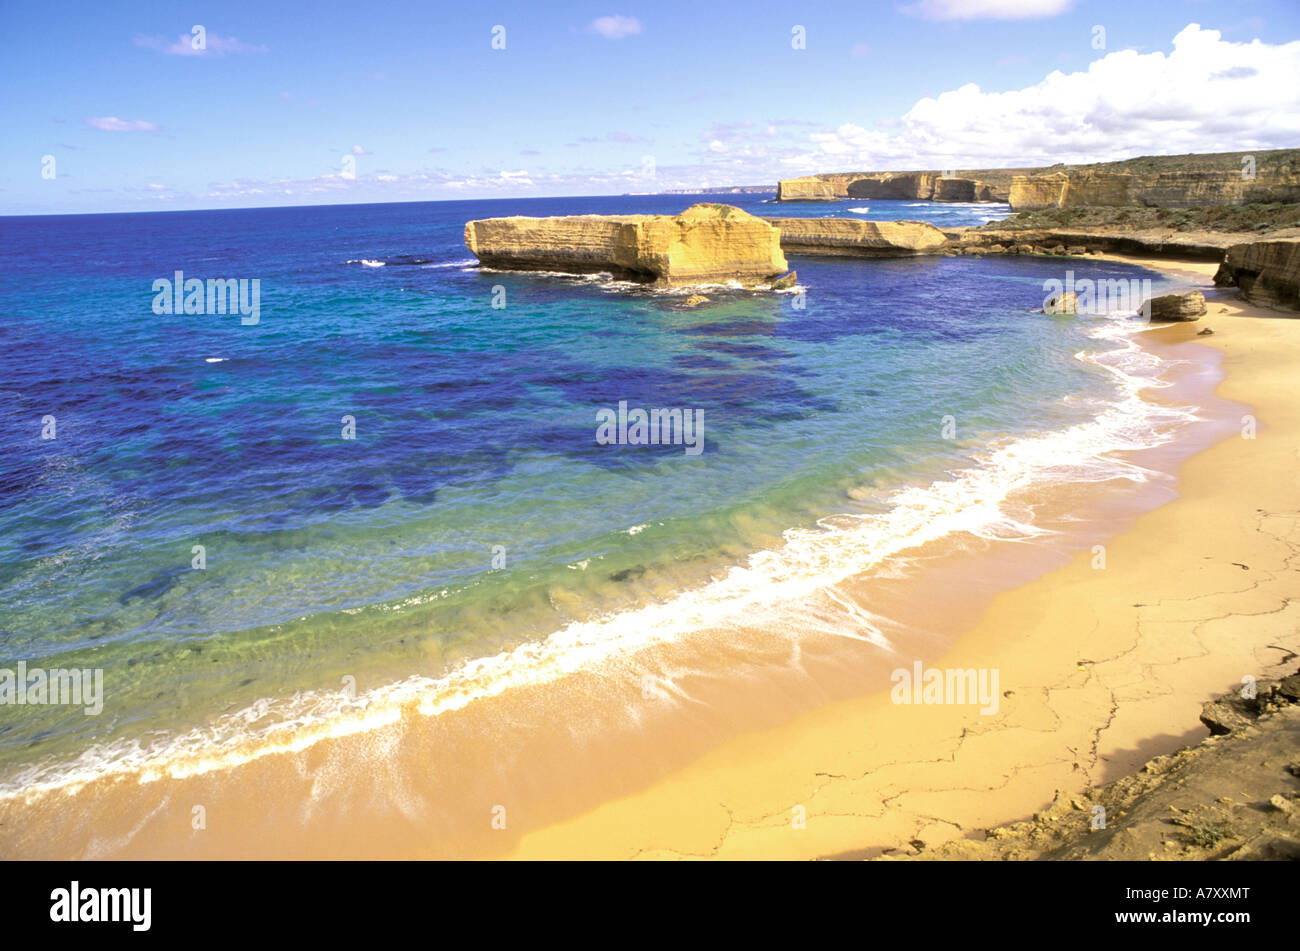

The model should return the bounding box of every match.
[587,15,643,39]
[350,145,370,155]
[134,33,268,56]
[85,116,158,132]
[901,0,1073,20]
[802,24,1300,170]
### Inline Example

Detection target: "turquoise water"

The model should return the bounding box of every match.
[0,196,1185,786]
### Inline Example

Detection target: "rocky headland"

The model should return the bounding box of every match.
[776,169,1027,203]
[1009,149,1300,211]
[777,149,1300,211]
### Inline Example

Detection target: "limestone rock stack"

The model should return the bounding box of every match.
[464,203,788,286]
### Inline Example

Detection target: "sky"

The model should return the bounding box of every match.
[3,0,1299,215]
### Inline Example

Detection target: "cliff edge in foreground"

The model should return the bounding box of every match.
[464,203,788,286]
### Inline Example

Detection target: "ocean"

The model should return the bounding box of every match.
[0,194,1197,807]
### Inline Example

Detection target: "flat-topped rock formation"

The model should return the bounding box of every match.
[464,203,788,286]
[776,168,1027,203]
[765,217,948,256]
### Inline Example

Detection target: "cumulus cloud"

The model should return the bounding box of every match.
[901,0,1073,20]
[350,145,370,155]
[587,15,643,39]
[800,24,1300,171]
[134,32,267,56]
[85,116,158,132]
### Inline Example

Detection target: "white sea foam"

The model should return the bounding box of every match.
[474,267,788,296]
[0,312,1201,801]
[847,206,871,214]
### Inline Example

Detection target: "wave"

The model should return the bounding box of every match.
[847,206,871,214]
[474,267,795,296]
[0,310,1199,802]
[347,255,477,268]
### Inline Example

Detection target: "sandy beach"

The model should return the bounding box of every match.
[504,256,1300,860]
[2,253,1295,862]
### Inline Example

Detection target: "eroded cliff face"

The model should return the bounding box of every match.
[1221,239,1300,311]
[464,203,788,286]
[774,177,845,201]
[777,170,1017,203]
[1010,169,1300,211]
[765,218,948,255]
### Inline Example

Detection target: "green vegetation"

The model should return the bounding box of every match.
[1175,818,1235,850]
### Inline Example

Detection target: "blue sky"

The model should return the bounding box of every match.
[4,0,1299,214]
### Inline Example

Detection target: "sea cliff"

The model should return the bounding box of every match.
[776,169,1024,203]
[778,150,1300,212]
[1218,238,1300,311]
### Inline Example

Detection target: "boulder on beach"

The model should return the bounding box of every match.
[1142,291,1207,322]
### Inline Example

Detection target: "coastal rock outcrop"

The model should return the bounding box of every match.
[776,169,1024,203]
[1220,239,1300,311]
[1142,291,1206,322]
[766,218,948,256]
[783,150,1300,211]
[1009,157,1300,211]
[896,665,1300,861]
[464,203,788,286]
[952,225,1237,260]
[1043,291,1078,315]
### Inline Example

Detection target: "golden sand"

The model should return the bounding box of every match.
[504,258,1300,859]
